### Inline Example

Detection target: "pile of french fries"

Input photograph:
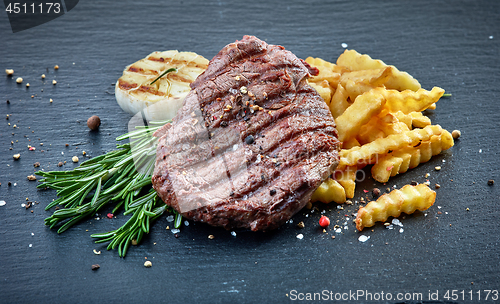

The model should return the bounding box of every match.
[306,50,454,231]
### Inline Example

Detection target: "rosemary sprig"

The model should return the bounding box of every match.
[36,120,178,257]
[150,67,177,85]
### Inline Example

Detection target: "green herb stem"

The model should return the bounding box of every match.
[36,119,177,257]
[149,67,177,85]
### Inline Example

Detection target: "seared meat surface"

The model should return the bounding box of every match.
[152,35,340,231]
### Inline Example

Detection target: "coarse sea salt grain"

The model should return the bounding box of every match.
[358,235,370,242]
[335,228,342,233]
[184,220,189,226]
[166,215,174,222]
[296,234,304,240]
[392,218,403,227]
[171,228,180,234]
[489,35,494,39]
[231,231,237,237]
[0,201,6,207]
[341,43,348,48]
[399,228,404,233]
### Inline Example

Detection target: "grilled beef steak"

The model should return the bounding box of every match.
[151,35,340,231]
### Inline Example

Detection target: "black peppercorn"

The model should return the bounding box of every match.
[245,135,254,144]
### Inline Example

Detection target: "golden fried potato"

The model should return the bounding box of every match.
[311,178,346,204]
[308,80,333,104]
[305,57,342,88]
[357,112,410,145]
[336,49,421,91]
[342,79,379,102]
[334,165,358,199]
[342,137,361,149]
[409,111,432,128]
[339,124,444,168]
[392,111,414,129]
[426,103,437,110]
[382,87,444,114]
[306,52,454,233]
[306,56,337,71]
[392,111,432,129]
[329,83,351,118]
[339,67,392,87]
[339,67,392,101]
[370,130,454,183]
[355,184,436,231]
[356,122,386,145]
[335,87,387,142]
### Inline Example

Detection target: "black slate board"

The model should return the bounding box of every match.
[1,1,499,303]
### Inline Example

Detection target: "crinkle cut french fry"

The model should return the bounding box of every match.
[335,87,386,142]
[329,83,350,119]
[357,113,410,145]
[370,130,454,183]
[342,137,360,149]
[339,124,444,168]
[306,57,350,76]
[311,178,346,204]
[382,87,444,114]
[336,49,421,92]
[343,79,378,102]
[355,184,436,231]
[305,57,342,88]
[393,111,432,129]
[371,154,404,183]
[393,111,414,129]
[308,80,333,104]
[409,111,432,128]
[339,67,392,88]
[356,122,386,145]
[334,165,357,199]
[339,68,391,101]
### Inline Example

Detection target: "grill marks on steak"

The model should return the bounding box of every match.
[152,35,340,231]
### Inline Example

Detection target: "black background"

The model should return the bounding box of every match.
[1,1,499,303]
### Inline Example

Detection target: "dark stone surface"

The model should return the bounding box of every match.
[1,0,499,303]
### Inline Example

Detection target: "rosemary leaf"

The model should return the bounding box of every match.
[37,119,177,257]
